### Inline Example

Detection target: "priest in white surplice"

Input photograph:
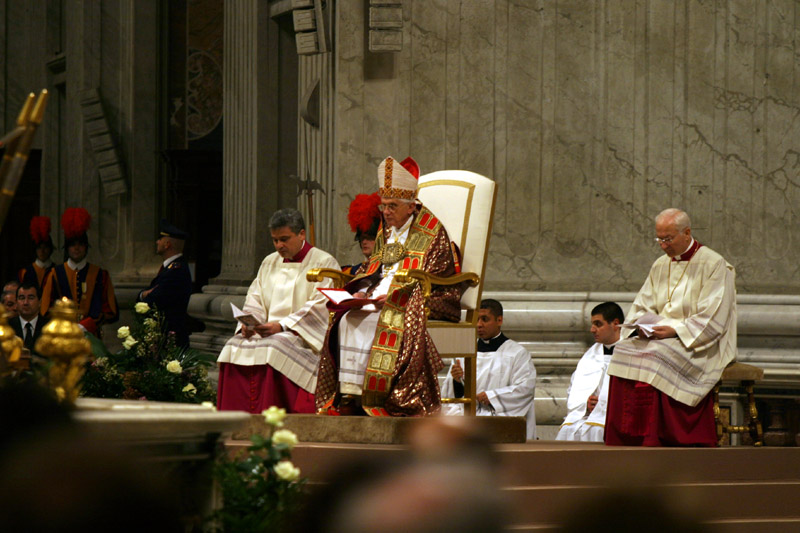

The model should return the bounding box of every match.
[605,208,737,446]
[442,299,537,440]
[556,302,624,442]
[216,208,340,413]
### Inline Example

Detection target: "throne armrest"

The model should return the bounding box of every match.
[306,268,355,289]
[394,269,479,300]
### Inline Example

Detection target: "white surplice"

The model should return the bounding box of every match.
[608,245,737,407]
[217,247,340,393]
[337,216,413,395]
[441,335,537,440]
[556,342,613,442]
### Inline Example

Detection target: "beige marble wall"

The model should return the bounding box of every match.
[334,0,800,294]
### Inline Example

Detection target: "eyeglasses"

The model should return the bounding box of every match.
[378,202,406,213]
[654,235,677,244]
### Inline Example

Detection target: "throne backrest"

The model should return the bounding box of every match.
[417,170,496,317]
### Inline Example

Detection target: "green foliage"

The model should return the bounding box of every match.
[207,418,305,532]
[80,303,215,403]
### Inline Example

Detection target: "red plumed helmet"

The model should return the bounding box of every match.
[61,207,92,239]
[29,216,52,244]
[348,193,381,234]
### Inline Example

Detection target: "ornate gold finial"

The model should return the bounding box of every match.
[35,297,91,403]
[0,310,25,376]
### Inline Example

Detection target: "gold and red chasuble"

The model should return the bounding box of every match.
[349,206,443,416]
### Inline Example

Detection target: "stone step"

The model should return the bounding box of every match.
[508,518,800,532]
[493,443,800,486]
[506,481,800,525]
[225,425,800,530]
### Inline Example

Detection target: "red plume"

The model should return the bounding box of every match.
[399,157,419,179]
[29,216,51,244]
[61,207,92,239]
[348,193,381,234]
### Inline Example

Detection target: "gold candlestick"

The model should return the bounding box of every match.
[35,297,91,403]
[0,311,25,377]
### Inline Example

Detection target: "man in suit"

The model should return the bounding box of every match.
[137,220,193,347]
[10,282,48,355]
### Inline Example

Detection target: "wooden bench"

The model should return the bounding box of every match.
[713,362,764,446]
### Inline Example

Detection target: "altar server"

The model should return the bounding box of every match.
[556,302,623,442]
[441,299,537,440]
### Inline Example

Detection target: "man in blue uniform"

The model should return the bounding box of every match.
[138,220,193,347]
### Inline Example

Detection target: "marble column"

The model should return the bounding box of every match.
[190,2,284,351]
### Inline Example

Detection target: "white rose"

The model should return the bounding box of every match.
[271,429,298,449]
[122,336,138,350]
[201,401,217,411]
[166,360,182,374]
[135,302,150,314]
[116,326,130,339]
[262,406,287,427]
[182,383,197,395]
[143,318,157,328]
[273,460,300,482]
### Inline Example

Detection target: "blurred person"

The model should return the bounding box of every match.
[2,289,17,318]
[556,302,623,442]
[0,380,182,532]
[295,417,507,533]
[441,299,537,440]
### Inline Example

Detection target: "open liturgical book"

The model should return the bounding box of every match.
[620,312,662,338]
[230,303,261,327]
[318,288,379,312]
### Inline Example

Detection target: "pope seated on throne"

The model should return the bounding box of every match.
[314,156,465,417]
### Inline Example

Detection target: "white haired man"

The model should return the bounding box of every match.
[605,208,737,446]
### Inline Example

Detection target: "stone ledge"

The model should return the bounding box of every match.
[232,413,527,444]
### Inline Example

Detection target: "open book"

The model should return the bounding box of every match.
[318,288,379,311]
[230,302,261,327]
[620,312,662,338]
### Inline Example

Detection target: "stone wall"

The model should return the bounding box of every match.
[332,0,800,294]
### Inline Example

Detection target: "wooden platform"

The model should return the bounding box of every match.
[227,416,800,531]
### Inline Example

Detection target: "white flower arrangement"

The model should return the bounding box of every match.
[121,336,138,350]
[263,406,287,427]
[273,460,301,481]
[166,360,183,374]
[271,429,299,449]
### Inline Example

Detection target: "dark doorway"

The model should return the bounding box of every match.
[160,149,222,290]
